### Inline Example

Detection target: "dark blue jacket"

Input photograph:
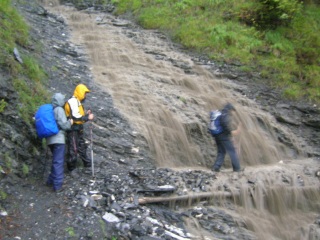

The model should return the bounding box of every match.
[215,103,235,140]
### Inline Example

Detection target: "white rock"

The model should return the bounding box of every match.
[102,212,120,223]
[0,211,8,216]
[91,194,103,200]
[89,190,99,194]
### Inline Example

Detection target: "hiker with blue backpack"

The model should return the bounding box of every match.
[44,93,73,192]
[64,84,94,175]
[209,103,242,172]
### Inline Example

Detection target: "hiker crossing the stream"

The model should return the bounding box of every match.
[210,103,242,173]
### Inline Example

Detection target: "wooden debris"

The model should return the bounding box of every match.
[138,191,237,205]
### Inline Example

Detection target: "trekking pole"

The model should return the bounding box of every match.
[90,121,94,177]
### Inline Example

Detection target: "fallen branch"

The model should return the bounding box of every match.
[138,191,237,205]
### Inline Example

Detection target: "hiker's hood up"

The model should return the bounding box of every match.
[222,103,235,113]
[51,93,66,108]
[73,84,91,101]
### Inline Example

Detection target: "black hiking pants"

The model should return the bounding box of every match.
[66,125,91,171]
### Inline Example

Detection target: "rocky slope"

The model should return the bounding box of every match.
[0,0,319,240]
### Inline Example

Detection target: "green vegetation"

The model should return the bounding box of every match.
[111,0,320,102]
[22,163,29,177]
[178,96,187,104]
[0,99,7,112]
[0,190,8,201]
[0,0,49,125]
[99,219,107,236]
[65,226,76,237]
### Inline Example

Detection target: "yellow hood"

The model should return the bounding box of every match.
[73,84,90,101]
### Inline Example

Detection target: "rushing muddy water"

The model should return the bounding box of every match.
[40,1,319,239]
[47,3,304,167]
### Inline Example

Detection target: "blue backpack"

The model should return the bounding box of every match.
[35,104,59,138]
[208,110,223,136]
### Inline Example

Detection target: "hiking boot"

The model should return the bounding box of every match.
[54,187,64,193]
[234,168,245,172]
[212,168,220,172]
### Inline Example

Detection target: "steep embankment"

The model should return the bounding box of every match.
[0,1,319,240]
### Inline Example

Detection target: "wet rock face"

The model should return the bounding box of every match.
[272,102,320,156]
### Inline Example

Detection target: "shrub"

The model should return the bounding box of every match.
[238,0,303,29]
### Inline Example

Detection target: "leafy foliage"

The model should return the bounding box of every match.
[237,0,303,29]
